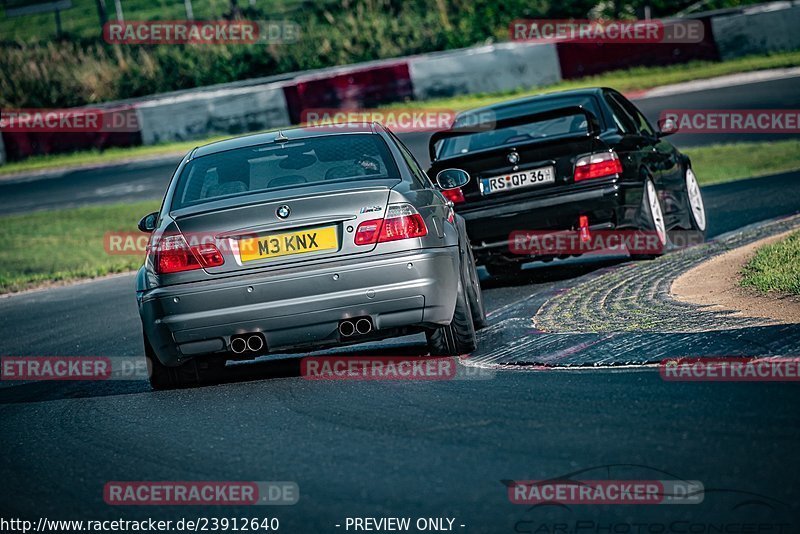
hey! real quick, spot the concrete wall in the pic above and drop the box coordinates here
[409,42,561,101]
[136,83,291,145]
[712,1,800,59]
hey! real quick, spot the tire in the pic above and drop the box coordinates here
[144,332,223,390]
[632,178,668,260]
[684,167,707,237]
[461,239,487,329]
[426,264,478,356]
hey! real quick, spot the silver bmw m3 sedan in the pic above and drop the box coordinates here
[136,123,485,389]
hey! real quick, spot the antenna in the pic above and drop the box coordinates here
[275,130,289,143]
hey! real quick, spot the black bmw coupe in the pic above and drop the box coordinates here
[427,88,707,276]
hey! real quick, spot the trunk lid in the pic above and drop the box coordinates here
[171,180,395,274]
[428,106,603,207]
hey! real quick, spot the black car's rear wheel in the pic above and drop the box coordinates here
[632,178,668,259]
[685,167,707,236]
[426,265,478,356]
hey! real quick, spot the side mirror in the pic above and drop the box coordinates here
[657,117,678,137]
[436,168,470,190]
[137,212,158,233]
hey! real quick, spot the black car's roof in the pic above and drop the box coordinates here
[190,123,380,159]
[456,87,608,120]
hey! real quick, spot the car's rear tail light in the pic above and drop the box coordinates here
[354,220,383,246]
[574,151,623,182]
[354,203,428,246]
[441,187,465,204]
[155,235,224,274]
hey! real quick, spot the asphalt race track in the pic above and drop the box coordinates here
[1,77,799,531]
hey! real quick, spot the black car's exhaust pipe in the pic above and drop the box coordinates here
[355,318,372,335]
[339,320,356,337]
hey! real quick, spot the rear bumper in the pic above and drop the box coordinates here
[458,182,622,262]
[138,247,460,366]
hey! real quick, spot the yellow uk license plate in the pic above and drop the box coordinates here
[239,226,338,262]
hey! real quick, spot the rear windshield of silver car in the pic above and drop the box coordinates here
[437,95,602,158]
[171,134,401,210]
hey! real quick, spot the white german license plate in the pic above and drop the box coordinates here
[480,166,555,195]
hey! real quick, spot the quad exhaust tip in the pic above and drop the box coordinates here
[230,337,247,354]
[339,317,373,338]
[230,333,265,354]
[339,320,356,337]
[247,335,264,352]
[355,318,372,335]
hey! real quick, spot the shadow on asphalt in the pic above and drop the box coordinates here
[0,342,433,404]
[479,257,630,289]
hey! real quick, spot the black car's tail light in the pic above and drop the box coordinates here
[574,151,623,182]
[154,235,224,274]
[354,203,428,245]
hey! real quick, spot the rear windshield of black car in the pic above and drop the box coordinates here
[171,134,401,210]
[437,95,602,158]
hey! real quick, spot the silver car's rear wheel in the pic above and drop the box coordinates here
[462,240,487,329]
[426,266,477,356]
[144,333,224,390]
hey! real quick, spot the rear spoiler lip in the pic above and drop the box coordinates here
[428,105,601,162]
[430,130,596,166]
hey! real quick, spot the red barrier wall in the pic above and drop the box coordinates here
[556,18,719,79]
[1,131,142,162]
[282,61,413,124]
